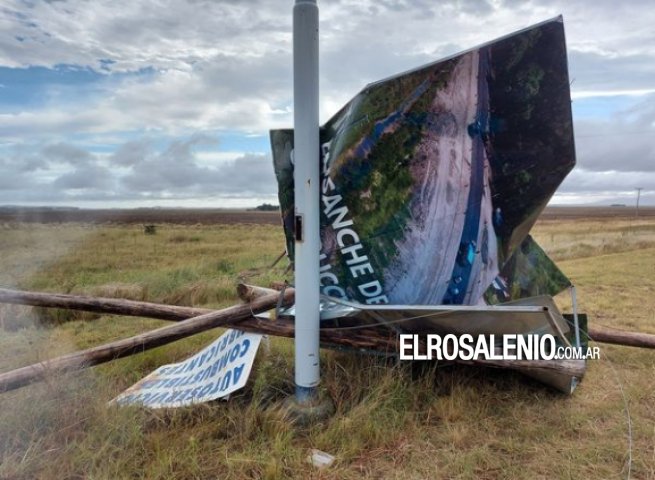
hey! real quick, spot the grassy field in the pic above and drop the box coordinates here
[0,213,654,479]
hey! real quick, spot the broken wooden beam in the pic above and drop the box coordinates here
[236,284,283,303]
[2,287,655,351]
[465,358,586,377]
[0,286,397,351]
[586,325,655,349]
[0,287,400,392]
[0,289,294,392]
[0,287,211,321]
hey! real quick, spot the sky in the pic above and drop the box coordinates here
[1,0,654,208]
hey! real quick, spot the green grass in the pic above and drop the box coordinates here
[1,219,654,478]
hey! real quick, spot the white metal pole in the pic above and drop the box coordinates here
[293,0,320,403]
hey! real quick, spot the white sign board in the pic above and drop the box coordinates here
[111,329,263,408]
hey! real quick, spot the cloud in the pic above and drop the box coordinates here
[0,135,277,205]
[109,138,153,166]
[574,94,655,173]
[41,142,94,165]
[209,153,277,195]
[120,136,275,197]
[0,0,291,72]
[0,166,35,191]
[558,169,655,194]
[569,51,655,95]
[53,163,114,190]
[4,0,655,134]
[2,0,655,205]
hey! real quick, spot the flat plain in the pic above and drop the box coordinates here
[0,206,654,479]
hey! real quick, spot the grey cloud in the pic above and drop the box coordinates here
[624,95,655,124]
[576,126,655,173]
[0,167,34,190]
[53,164,114,190]
[1,146,49,172]
[456,0,496,16]
[558,168,655,194]
[121,136,216,191]
[41,143,94,165]
[109,138,153,166]
[1,136,277,204]
[499,0,531,8]
[569,51,655,94]
[161,133,219,161]
[574,95,655,173]
[0,152,54,203]
[17,154,48,172]
[211,153,277,195]
[4,0,655,140]
[1,0,292,72]
[119,136,275,198]
[195,52,291,100]
[0,109,123,141]
[3,0,655,206]
[376,0,414,12]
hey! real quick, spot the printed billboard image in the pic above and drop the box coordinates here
[271,16,575,308]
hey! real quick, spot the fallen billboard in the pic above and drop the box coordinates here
[271,16,582,392]
[271,16,575,308]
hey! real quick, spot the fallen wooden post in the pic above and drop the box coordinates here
[0,284,642,395]
[2,286,655,356]
[236,284,281,303]
[0,287,401,392]
[0,289,294,393]
[0,286,398,351]
[0,287,212,321]
[4,287,655,350]
[586,326,655,349]
[464,358,586,377]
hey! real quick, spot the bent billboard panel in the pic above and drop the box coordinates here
[272,16,575,307]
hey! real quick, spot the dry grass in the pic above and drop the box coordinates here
[532,217,655,261]
[0,218,654,479]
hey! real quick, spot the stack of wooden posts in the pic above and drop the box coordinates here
[0,285,653,393]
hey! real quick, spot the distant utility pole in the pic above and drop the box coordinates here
[636,187,643,217]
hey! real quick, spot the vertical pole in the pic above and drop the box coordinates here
[636,187,642,217]
[293,0,320,403]
[571,285,581,349]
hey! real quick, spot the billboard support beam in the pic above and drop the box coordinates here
[292,0,321,404]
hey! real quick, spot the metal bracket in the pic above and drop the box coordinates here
[295,214,304,242]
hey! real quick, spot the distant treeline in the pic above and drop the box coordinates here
[250,203,280,212]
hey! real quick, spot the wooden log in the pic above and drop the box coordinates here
[587,326,655,349]
[236,284,284,303]
[239,316,397,352]
[0,287,399,392]
[3,287,655,351]
[0,284,294,322]
[0,287,212,321]
[232,286,655,353]
[0,290,294,392]
[0,286,396,350]
[0,285,599,394]
[465,359,586,377]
